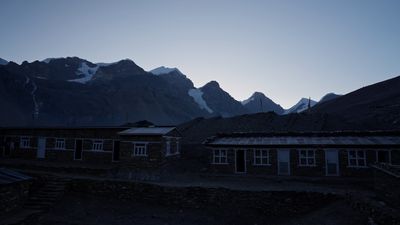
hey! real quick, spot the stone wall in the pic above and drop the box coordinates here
[0,181,31,215]
[68,178,337,217]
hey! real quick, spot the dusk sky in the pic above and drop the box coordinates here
[1,0,400,108]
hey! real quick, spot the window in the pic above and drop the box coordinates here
[20,137,30,148]
[133,143,147,156]
[298,150,316,166]
[166,140,171,155]
[92,140,103,151]
[348,150,366,167]
[55,138,65,150]
[376,150,391,164]
[213,149,227,164]
[254,149,270,165]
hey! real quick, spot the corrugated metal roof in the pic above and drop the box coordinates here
[206,136,400,147]
[118,127,176,136]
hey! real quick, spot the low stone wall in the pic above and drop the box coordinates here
[0,180,31,215]
[68,178,337,217]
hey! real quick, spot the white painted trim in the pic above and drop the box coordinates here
[325,149,339,176]
[54,138,66,150]
[347,149,367,168]
[253,149,271,166]
[298,149,316,167]
[277,149,290,176]
[91,139,104,151]
[19,136,31,149]
[132,142,148,157]
[212,149,228,164]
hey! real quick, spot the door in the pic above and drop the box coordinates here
[278,149,290,175]
[235,149,246,173]
[325,149,339,176]
[113,140,120,161]
[376,150,391,164]
[74,139,83,160]
[37,137,46,159]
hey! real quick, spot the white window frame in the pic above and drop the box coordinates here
[213,149,228,164]
[253,149,270,166]
[92,140,104,151]
[133,142,148,156]
[347,150,367,168]
[54,138,66,150]
[298,149,316,167]
[20,136,30,149]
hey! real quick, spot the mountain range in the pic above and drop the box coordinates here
[0,56,388,127]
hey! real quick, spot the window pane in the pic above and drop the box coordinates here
[308,158,314,165]
[262,158,268,165]
[358,159,365,166]
[308,151,314,157]
[300,151,306,157]
[349,151,356,158]
[349,159,357,166]
[357,151,364,158]
[300,158,307,165]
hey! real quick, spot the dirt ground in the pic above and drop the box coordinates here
[34,192,369,225]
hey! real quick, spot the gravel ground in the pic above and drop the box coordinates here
[35,192,368,225]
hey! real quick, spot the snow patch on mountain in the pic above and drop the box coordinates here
[284,98,317,114]
[150,66,181,75]
[42,58,62,63]
[188,88,213,113]
[68,62,99,83]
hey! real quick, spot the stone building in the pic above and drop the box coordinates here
[0,127,180,167]
[204,131,400,177]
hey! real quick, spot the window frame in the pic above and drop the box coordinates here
[132,142,148,157]
[253,149,270,166]
[298,149,316,167]
[54,138,66,150]
[92,139,104,151]
[20,136,30,149]
[347,150,367,168]
[212,149,228,164]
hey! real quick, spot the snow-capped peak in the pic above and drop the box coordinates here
[68,62,99,84]
[41,57,63,64]
[150,66,181,75]
[284,97,317,114]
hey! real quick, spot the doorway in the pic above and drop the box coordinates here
[235,149,246,173]
[278,149,290,175]
[325,149,339,176]
[37,137,46,159]
[113,140,120,161]
[74,139,83,160]
[376,150,391,164]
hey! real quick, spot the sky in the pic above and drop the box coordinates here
[1,0,400,108]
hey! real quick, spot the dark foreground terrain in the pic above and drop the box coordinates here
[34,192,367,225]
